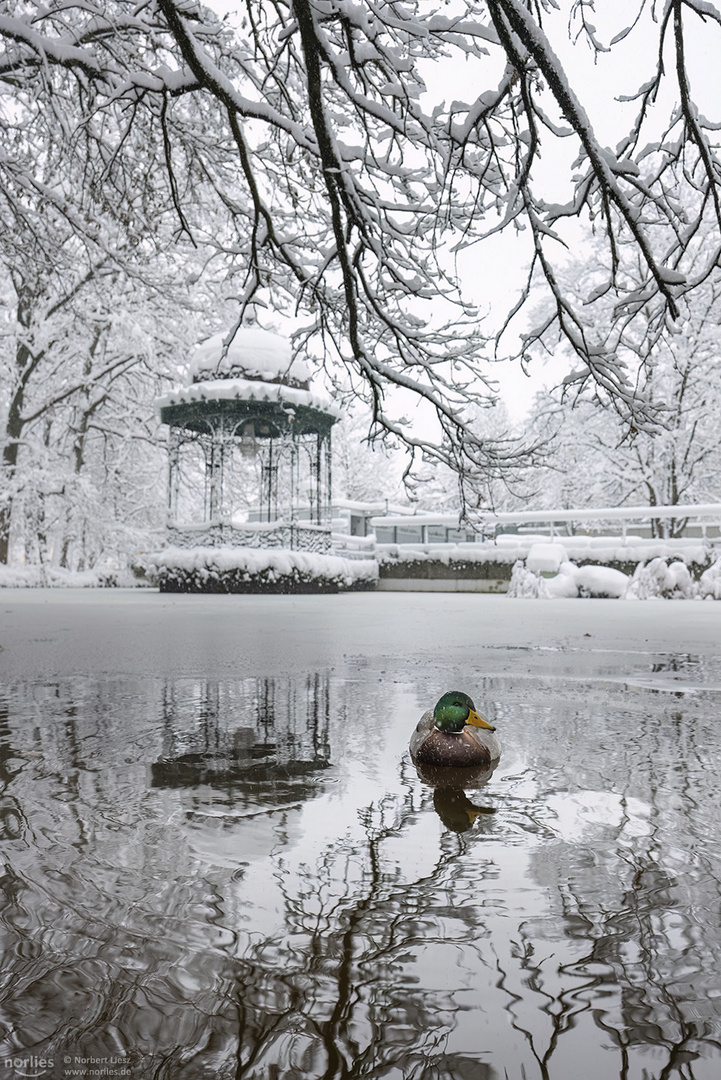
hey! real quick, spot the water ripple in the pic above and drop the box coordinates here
[0,667,720,1079]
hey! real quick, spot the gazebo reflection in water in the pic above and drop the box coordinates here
[151,674,333,809]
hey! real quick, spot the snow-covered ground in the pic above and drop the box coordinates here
[1,589,719,683]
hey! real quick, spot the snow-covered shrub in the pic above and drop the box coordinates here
[0,565,39,588]
[526,543,566,574]
[507,560,549,598]
[698,557,721,599]
[544,562,582,598]
[574,564,629,598]
[507,560,579,598]
[146,546,378,593]
[508,559,629,599]
[624,558,695,600]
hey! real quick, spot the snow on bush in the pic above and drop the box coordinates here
[146,545,378,593]
[625,557,696,600]
[508,560,628,599]
[377,543,521,566]
[377,537,712,576]
[507,560,578,598]
[510,554,721,600]
[574,564,630,599]
[544,562,583,598]
[508,560,548,598]
[697,557,721,599]
[526,543,566,574]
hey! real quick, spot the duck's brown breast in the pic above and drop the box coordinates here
[413,728,492,768]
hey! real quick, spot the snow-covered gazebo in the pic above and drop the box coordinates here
[151,327,377,592]
[158,327,338,554]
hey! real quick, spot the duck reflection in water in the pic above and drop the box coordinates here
[414,760,498,832]
[411,691,501,832]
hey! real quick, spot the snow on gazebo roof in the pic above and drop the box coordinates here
[157,326,340,419]
[189,327,312,389]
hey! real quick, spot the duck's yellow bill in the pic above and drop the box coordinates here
[467,709,495,731]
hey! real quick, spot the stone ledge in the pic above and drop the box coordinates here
[376,577,508,593]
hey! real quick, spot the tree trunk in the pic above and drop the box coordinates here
[0,292,34,564]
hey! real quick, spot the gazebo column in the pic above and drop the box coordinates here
[313,432,323,527]
[167,428,181,522]
[323,432,332,527]
[205,429,224,523]
[286,414,299,547]
[261,442,279,524]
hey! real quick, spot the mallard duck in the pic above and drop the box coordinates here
[410,691,501,768]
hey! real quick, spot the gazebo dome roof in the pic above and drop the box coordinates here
[189,327,312,389]
[157,325,340,427]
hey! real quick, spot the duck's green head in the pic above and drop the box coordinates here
[433,691,496,733]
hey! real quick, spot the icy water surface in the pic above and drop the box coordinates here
[1,594,721,1080]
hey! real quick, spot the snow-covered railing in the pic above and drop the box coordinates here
[479,505,721,540]
[371,514,478,545]
[167,520,332,553]
[331,533,377,560]
[371,504,721,544]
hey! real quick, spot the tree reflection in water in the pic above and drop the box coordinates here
[0,672,720,1078]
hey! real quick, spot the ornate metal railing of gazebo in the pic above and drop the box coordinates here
[166,520,333,554]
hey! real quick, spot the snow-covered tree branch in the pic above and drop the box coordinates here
[1,0,720,518]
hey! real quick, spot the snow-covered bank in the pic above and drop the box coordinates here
[509,555,721,600]
[145,545,378,593]
[1,543,719,599]
[0,565,143,589]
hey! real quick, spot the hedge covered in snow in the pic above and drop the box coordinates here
[377,536,711,567]
[146,545,379,593]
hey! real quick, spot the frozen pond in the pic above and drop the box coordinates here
[1,590,721,1080]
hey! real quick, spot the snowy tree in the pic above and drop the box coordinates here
[332,408,407,505]
[526,263,721,536]
[0,201,218,566]
[2,0,721,513]
[0,37,238,566]
[0,262,194,568]
[404,399,529,512]
[0,0,230,563]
